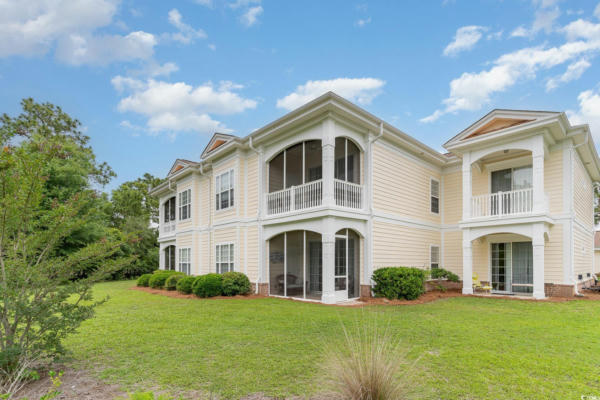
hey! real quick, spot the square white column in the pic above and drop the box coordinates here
[322,119,336,208]
[462,230,473,295]
[321,232,336,304]
[532,223,545,299]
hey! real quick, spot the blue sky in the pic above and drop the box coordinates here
[1,0,600,192]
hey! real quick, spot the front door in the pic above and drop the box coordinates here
[334,236,348,301]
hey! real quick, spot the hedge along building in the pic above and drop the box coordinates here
[149,92,600,303]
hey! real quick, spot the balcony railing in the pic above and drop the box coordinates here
[471,188,533,218]
[161,221,176,235]
[335,179,363,209]
[267,180,323,215]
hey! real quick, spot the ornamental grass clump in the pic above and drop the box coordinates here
[325,319,416,400]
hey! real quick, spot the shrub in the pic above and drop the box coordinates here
[192,273,223,298]
[430,268,459,282]
[221,272,251,296]
[326,320,412,400]
[176,276,196,294]
[372,267,427,300]
[165,274,183,291]
[149,271,183,289]
[137,274,152,287]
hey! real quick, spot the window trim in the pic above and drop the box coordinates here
[178,247,191,275]
[430,178,440,215]
[215,169,235,212]
[215,242,235,274]
[178,189,191,221]
[430,244,440,270]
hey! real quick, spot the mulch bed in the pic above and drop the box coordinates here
[131,285,267,300]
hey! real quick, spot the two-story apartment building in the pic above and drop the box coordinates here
[149,92,600,303]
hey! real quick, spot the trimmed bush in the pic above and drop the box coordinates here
[149,271,183,289]
[137,274,152,287]
[165,274,183,291]
[430,267,460,282]
[372,267,427,300]
[192,273,223,298]
[221,272,251,296]
[176,276,196,294]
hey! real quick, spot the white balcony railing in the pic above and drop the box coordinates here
[471,188,533,218]
[266,180,323,215]
[335,179,363,209]
[161,221,176,235]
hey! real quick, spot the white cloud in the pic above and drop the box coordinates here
[595,3,600,19]
[487,30,503,40]
[567,87,600,142]
[355,17,371,28]
[422,21,600,122]
[112,77,257,135]
[276,78,385,110]
[194,0,214,7]
[443,25,487,56]
[56,31,156,65]
[240,6,263,27]
[0,0,156,65]
[546,58,591,91]
[208,43,216,51]
[510,1,561,38]
[510,26,530,37]
[229,0,261,9]
[167,9,206,44]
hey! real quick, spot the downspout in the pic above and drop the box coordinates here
[365,122,384,291]
[249,136,263,294]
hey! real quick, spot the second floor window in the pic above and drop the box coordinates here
[430,245,440,269]
[216,243,234,273]
[216,170,234,210]
[430,179,440,214]
[178,248,191,275]
[179,189,191,220]
[164,197,176,222]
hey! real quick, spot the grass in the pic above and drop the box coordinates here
[65,280,600,399]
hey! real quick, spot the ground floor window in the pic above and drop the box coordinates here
[178,248,191,275]
[269,231,322,300]
[164,245,176,270]
[216,243,234,273]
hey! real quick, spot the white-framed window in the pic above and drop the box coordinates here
[164,197,176,222]
[215,243,234,273]
[216,170,234,211]
[178,189,191,220]
[430,245,440,269]
[178,248,191,275]
[430,178,440,214]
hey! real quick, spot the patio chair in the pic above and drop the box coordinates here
[472,273,492,294]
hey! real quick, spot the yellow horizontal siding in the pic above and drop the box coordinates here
[372,221,440,269]
[574,154,594,226]
[573,224,593,276]
[544,149,563,215]
[246,153,259,218]
[443,230,462,278]
[443,171,462,224]
[544,224,563,283]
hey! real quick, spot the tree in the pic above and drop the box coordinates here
[110,174,164,279]
[0,101,131,397]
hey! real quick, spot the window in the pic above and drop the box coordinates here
[216,243,234,273]
[163,197,176,222]
[430,245,440,269]
[216,170,234,210]
[178,248,191,275]
[178,189,191,220]
[334,137,360,184]
[430,179,440,214]
[164,245,176,270]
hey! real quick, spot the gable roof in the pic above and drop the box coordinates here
[445,109,560,147]
[200,132,237,159]
[167,158,199,176]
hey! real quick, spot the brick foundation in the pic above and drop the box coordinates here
[251,282,269,295]
[544,283,574,297]
[360,284,372,298]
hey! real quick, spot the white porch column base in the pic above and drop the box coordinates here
[321,233,336,304]
[462,230,473,295]
[533,223,545,299]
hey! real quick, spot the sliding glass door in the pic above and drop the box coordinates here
[491,241,533,294]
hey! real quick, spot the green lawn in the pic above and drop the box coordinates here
[65,280,600,399]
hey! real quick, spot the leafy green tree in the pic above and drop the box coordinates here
[0,101,131,396]
[111,173,163,226]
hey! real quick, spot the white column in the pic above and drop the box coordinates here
[321,232,336,304]
[533,223,545,299]
[322,118,336,208]
[462,230,473,294]
[532,136,545,214]
[462,152,472,221]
